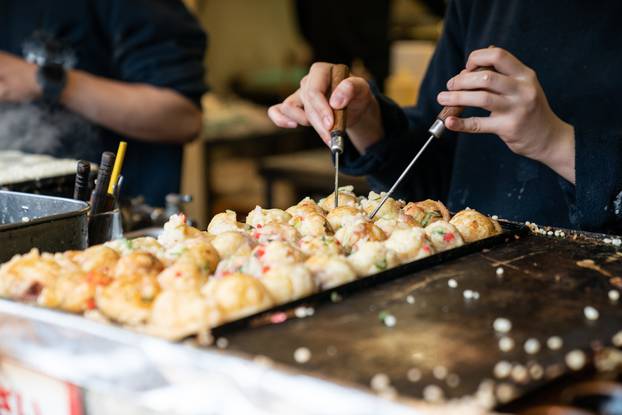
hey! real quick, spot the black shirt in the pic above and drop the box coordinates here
[342,0,622,234]
[0,0,207,206]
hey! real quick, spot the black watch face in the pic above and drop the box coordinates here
[41,64,65,83]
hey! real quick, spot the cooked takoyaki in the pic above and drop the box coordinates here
[0,249,61,301]
[334,218,386,252]
[404,199,450,226]
[259,263,317,303]
[424,221,464,252]
[449,208,502,243]
[68,245,119,278]
[157,260,209,292]
[246,206,291,228]
[170,238,220,275]
[297,235,343,257]
[211,231,256,259]
[286,197,325,217]
[326,206,365,231]
[249,222,300,245]
[159,214,212,249]
[289,213,331,237]
[251,241,306,265]
[318,185,359,212]
[207,210,247,235]
[347,241,399,277]
[374,211,420,237]
[305,254,357,289]
[147,290,222,339]
[214,255,262,279]
[360,191,404,221]
[202,273,274,321]
[385,227,435,263]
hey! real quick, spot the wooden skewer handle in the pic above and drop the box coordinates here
[330,64,350,134]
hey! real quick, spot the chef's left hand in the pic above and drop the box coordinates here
[437,47,575,183]
[0,52,41,103]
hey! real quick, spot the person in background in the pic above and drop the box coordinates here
[269,1,622,234]
[0,0,207,206]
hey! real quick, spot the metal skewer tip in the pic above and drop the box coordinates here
[367,134,435,220]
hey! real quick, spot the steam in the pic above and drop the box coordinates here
[0,102,100,160]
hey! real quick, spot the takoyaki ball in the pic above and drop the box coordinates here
[159,214,212,249]
[250,223,301,245]
[252,241,306,265]
[318,185,359,212]
[68,245,120,278]
[148,290,223,339]
[174,238,220,275]
[305,254,357,289]
[0,249,61,301]
[114,252,164,281]
[424,221,464,252]
[202,273,274,321]
[289,213,331,237]
[37,268,96,313]
[402,202,426,225]
[297,235,343,257]
[211,231,256,259]
[326,206,365,231]
[347,241,400,277]
[374,211,420,237]
[334,218,386,252]
[360,191,404,221]
[411,199,451,226]
[259,264,317,304]
[157,260,208,292]
[246,206,291,228]
[286,197,324,217]
[95,276,160,326]
[385,227,435,263]
[207,210,246,235]
[215,255,254,278]
[449,208,501,243]
[106,237,166,259]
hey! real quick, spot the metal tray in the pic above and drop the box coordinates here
[0,190,89,262]
[212,220,529,336]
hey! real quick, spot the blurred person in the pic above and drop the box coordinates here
[0,0,206,206]
[269,1,622,234]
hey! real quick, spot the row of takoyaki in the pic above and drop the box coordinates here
[0,187,501,339]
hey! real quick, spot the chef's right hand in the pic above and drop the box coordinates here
[268,62,384,154]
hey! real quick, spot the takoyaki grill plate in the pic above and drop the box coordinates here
[212,219,529,336]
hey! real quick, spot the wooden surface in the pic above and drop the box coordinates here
[221,232,622,408]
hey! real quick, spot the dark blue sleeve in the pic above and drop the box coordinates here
[559,127,622,233]
[340,0,469,201]
[104,0,207,108]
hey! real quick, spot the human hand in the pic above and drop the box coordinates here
[268,62,383,154]
[437,47,575,182]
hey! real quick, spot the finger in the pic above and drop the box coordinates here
[301,62,334,130]
[444,116,498,134]
[437,90,509,111]
[328,77,370,109]
[447,70,517,95]
[465,47,528,76]
[280,91,310,126]
[268,105,298,128]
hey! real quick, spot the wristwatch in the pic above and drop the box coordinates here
[36,63,67,104]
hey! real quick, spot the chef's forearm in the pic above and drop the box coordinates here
[60,69,202,143]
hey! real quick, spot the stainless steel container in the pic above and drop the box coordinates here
[0,190,89,262]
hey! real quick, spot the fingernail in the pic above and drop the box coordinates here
[287,121,297,128]
[438,92,448,103]
[446,78,454,89]
[331,93,345,107]
[323,116,332,129]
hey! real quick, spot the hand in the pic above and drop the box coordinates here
[437,47,575,183]
[268,62,383,154]
[0,51,41,103]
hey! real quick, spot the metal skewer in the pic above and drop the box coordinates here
[329,64,350,209]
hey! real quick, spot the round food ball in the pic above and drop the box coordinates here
[424,221,464,252]
[246,206,291,228]
[449,208,501,243]
[385,227,435,263]
[202,273,274,321]
[207,210,246,235]
[297,235,343,257]
[211,231,256,259]
[305,254,357,289]
[259,264,317,303]
[347,241,399,277]
[318,186,359,212]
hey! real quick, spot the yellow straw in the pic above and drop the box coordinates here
[108,141,127,194]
